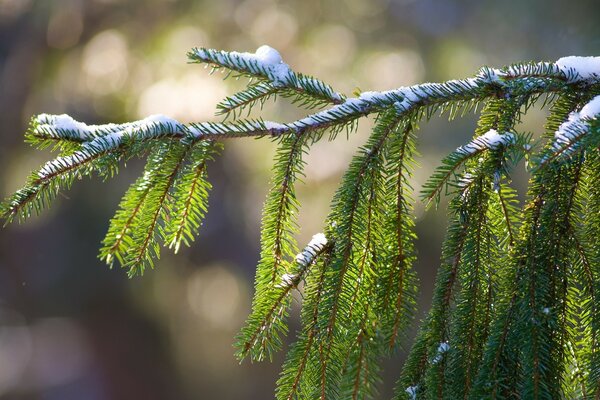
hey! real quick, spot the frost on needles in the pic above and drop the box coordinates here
[2,46,600,400]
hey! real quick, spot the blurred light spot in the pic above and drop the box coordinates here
[344,0,387,17]
[82,30,129,95]
[0,0,31,18]
[437,42,487,79]
[186,266,243,330]
[234,0,275,30]
[29,318,91,387]
[406,0,462,36]
[250,8,298,49]
[306,25,356,69]
[516,106,548,138]
[53,51,84,102]
[304,138,363,182]
[410,163,433,220]
[3,148,41,193]
[47,5,83,49]
[137,73,226,121]
[166,26,208,57]
[361,50,424,90]
[0,306,32,395]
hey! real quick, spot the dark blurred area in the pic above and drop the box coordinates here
[0,0,598,399]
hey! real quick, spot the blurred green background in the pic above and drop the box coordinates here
[0,0,598,399]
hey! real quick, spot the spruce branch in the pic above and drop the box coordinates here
[277,247,334,400]
[189,45,344,105]
[538,94,600,167]
[237,231,331,361]
[377,121,419,351]
[2,47,600,400]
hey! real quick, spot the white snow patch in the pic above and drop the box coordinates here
[275,273,298,289]
[37,114,94,138]
[406,385,418,400]
[195,45,292,85]
[37,114,185,179]
[579,95,600,119]
[432,342,450,364]
[492,170,501,192]
[141,114,183,128]
[187,125,203,138]
[36,113,184,141]
[457,129,515,155]
[552,95,600,152]
[35,114,127,140]
[262,120,287,130]
[255,45,282,65]
[38,132,125,178]
[230,45,292,86]
[556,56,600,82]
[458,172,475,190]
[402,87,426,102]
[478,67,505,83]
[357,91,379,102]
[480,129,508,148]
[39,153,83,178]
[330,91,343,102]
[342,97,366,109]
[437,342,450,353]
[542,307,550,315]
[295,233,328,266]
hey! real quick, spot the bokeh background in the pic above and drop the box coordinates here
[0,0,598,399]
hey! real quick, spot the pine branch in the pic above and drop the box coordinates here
[164,141,220,253]
[99,144,171,267]
[580,152,600,396]
[474,94,588,399]
[421,129,517,206]
[237,230,330,361]
[537,94,600,167]
[377,121,419,351]
[122,142,191,275]
[277,248,333,400]
[2,48,600,400]
[235,133,309,361]
[189,45,343,105]
[217,82,280,118]
[314,109,398,399]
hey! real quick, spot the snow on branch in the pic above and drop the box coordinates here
[456,129,516,155]
[555,56,600,82]
[192,45,293,86]
[421,129,518,205]
[276,233,329,289]
[36,114,186,180]
[283,57,595,133]
[405,385,418,400]
[432,341,450,364]
[28,54,600,183]
[481,56,600,83]
[32,55,600,152]
[187,119,289,139]
[295,232,328,267]
[189,45,343,104]
[544,94,600,164]
[33,113,186,143]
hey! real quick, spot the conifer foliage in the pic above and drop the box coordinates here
[2,46,600,399]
